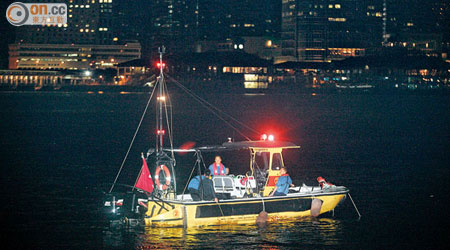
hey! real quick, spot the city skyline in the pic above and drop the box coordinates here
[1,0,449,69]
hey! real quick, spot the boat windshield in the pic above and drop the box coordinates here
[272,153,282,170]
[255,152,270,171]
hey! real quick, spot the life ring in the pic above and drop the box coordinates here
[154,165,171,190]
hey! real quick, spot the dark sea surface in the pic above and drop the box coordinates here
[0,90,449,249]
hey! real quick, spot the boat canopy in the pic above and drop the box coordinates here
[163,140,300,153]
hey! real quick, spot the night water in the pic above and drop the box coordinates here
[0,91,449,249]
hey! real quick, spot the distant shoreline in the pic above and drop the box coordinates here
[1,84,449,96]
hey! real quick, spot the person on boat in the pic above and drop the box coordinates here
[200,169,218,202]
[270,167,294,196]
[209,155,229,176]
[187,170,218,202]
[188,173,205,201]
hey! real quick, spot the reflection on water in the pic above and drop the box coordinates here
[103,218,342,249]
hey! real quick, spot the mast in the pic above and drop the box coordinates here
[156,46,165,153]
[154,46,177,199]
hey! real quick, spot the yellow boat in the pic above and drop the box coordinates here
[144,140,349,228]
[105,47,350,228]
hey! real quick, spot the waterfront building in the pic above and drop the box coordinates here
[9,42,141,70]
[115,59,154,86]
[11,0,141,70]
[166,51,273,89]
[0,69,93,88]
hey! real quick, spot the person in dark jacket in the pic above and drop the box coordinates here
[188,169,218,202]
[200,169,218,202]
[188,173,205,201]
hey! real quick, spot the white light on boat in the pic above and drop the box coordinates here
[268,134,275,141]
[157,96,166,101]
[84,70,92,76]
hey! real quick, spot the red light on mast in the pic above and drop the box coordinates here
[157,129,165,135]
[156,62,166,68]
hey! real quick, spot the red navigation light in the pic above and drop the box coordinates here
[268,134,275,141]
[156,62,166,68]
[261,134,268,141]
[157,129,165,135]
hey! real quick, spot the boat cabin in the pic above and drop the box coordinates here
[202,140,300,198]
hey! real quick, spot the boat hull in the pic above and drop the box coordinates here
[145,188,348,227]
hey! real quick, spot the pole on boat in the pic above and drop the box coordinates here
[156,46,165,153]
[348,193,362,219]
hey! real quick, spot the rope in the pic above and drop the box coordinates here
[217,200,224,217]
[348,193,362,219]
[166,74,255,141]
[109,84,157,193]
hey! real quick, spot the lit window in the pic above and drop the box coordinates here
[328,4,333,8]
[80,29,84,32]
[335,4,341,9]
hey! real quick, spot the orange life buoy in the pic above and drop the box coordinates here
[154,165,171,190]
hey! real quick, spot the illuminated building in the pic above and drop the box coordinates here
[280,0,371,62]
[9,42,141,70]
[15,0,114,45]
[166,51,272,89]
[383,0,448,57]
[10,0,143,70]
[150,0,280,53]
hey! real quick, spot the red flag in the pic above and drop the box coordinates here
[136,157,154,193]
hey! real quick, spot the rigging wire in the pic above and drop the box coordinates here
[181,151,201,199]
[167,74,259,136]
[163,79,175,161]
[162,77,177,193]
[109,83,158,193]
[166,74,255,141]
